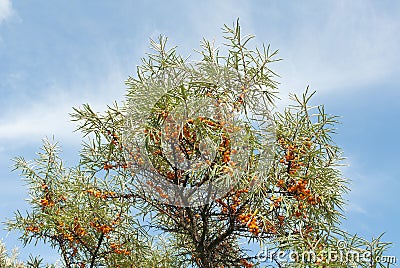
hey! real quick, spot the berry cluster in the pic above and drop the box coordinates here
[219,134,231,164]
[72,218,87,238]
[40,198,54,207]
[278,137,305,175]
[103,161,129,170]
[288,179,320,205]
[39,183,55,209]
[216,188,248,214]
[276,137,322,220]
[25,225,40,233]
[110,243,131,255]
[86,188,117,199]
[237,212,260,236]
[271,195,282,208]
[89,217,113,234]
[106,130,122,148]
[239,258,253,268]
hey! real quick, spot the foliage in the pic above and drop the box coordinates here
[0,239,25,268]
[5,20,392,267]
[7,140,182,267]
[0,239,58,268]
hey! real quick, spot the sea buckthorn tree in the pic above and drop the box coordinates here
[6,21,391,268]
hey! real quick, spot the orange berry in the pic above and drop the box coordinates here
[40,199,49,206]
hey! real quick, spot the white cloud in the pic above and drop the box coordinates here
[0,99,78,143]
[0,72,127,146]
[0,1,253,147]
[253,0,400,106]
[152,1,400,110]
[0,0,13,24]
[1,0,398,149]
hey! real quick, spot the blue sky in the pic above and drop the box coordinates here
[0,0,399,263]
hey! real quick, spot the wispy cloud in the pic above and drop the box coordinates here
[251,0,400,103]
[0,0,13,24]
[0,71,127,146]
[0,0,254,147]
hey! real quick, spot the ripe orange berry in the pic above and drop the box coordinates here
[40,199,49,206]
